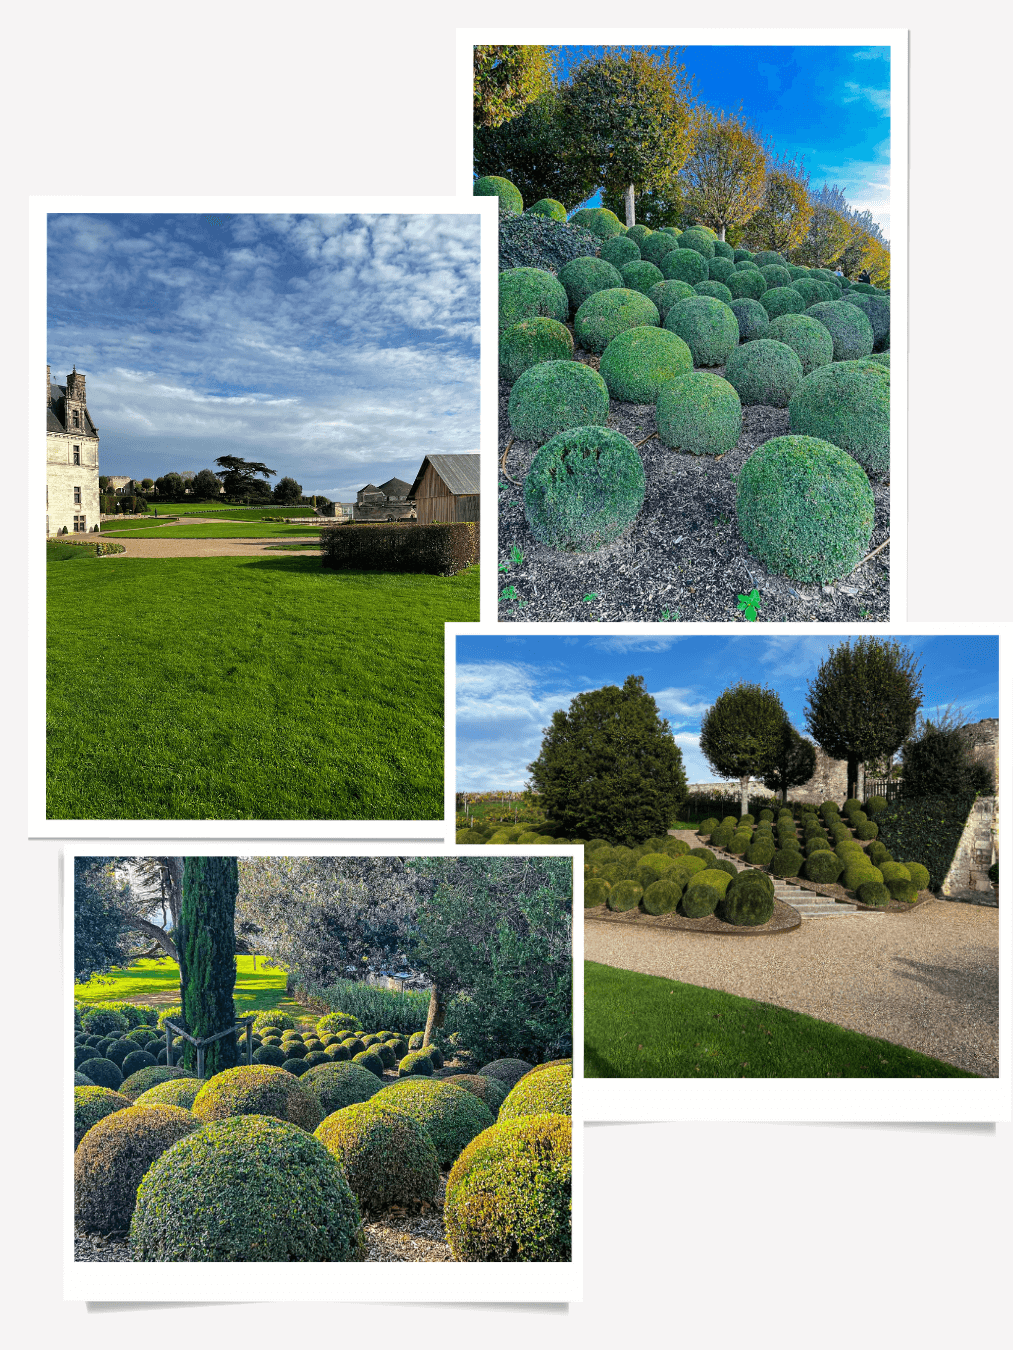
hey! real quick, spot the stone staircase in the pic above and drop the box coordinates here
[772,879,858,918]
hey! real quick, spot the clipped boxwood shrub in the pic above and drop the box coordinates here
[745,839,776,866]
[523,425,645,552]
[736,434,875,584]
[729,297,770,343]
[867,351,889,368]
[191,1064,322,1130]
[254,1043,288,1066]
[315,1096,441,1215]
[620,259,665,296]
[598,325,693,403]
[508,359,610,444]
[571,206,625,239]
[641,879,683,914]
[844,292,890,352]
[133,1078,203,1110]
[694,280,735,305]
[600,234,642,268]
[806,300,875,361]
[444,1114,571,1262]
[626,224,653,245]
[724,338,803,408]
[499,1064,570,1119]
[398,1049,435,1077]
[584,878,610,908]
[790,278,828,308]
[377,1077,495,1169]
[474,175,523,213]
[526,198,567,221]
[103,1038,137,1067]
[81,1009,129,1037]
[759,285,807,319]
[441,1074,510,1115]
[753,251,785,269]
[478,1059,535,1090]
[726,269,768,301]
[758,264,792,291]
[573,287,660,355]
[352,1049,385,1078]
[556,256,625,315]
[499,266,569,329]
[880,861,911,885]
[855,820,879,840]
[129,1115,362,1261]
[303,1060,384,1114]
[253,1009,295,1033]
[664,295,739,367]
[656,371,741,456]
[788,359,890,478]
[707,256,737,284]
[77,1057,123,1090]
[74,1086,132,1147]
[844,863,883,892]
[120,1048,158,1078]
[75,1104,198,1235]
[804,851,844,883]
[647,279,696,319]
[499,316,574,384]
[889,878,919,903]
[677,230,715,259]
[857,880,890,907]
[770,848,803,877]
[766,312,834,377]
[717,870,775,925]
[710,238,733,259]
[607,879,643,911]
[905,861,930,891]
[660,247,708,286]
[733,249,755,263]
[639,231,681,265]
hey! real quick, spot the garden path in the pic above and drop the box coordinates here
[100,537,313,558]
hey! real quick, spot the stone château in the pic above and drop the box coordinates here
[47,364,100,534]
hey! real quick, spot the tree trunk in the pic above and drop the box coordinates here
[180,857,239,1077]
[739,777,750,817]
[719,224,726,241]
[422,983,447,1048]
[624,184,635,228]
[846,754,861,803]
[127,916,179,963]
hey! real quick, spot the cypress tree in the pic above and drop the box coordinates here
[178,857,239,1077]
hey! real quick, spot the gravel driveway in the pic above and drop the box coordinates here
[585,900,998,1077]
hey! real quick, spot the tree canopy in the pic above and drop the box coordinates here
[214,455,276,502]
[745,162,813,255]
[761,723,817,806]
[902,722,994,799]
[273,476,303,504]
[677,106,768,241]
[474,87,598,211]
[74,858,133,984]
[527,674,687,845]
[805,638,923,801]
[473,45,555,129]
[699,682,788,815]
[190,468,223,500]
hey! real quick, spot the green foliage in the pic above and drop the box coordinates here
[508,359,610,443]
[753,251,786,269]
[679,878,722,917]
[729,297,770,343]
[639,232,680,265]
[315,1011,363,1038]
[660,247,708,285]
[523,425,646,552]
[252,1009,295,1032]
[788,359,890,478]
[570,207,626,239]
[873,796,974,890]
[806,300,875,361]
[736,434,875,584]
[745,838,776,866]
[120,1048,157,1078]
[759,286,807,319]
[608,880,643,911]
[132,1078,203,1110]
[678,230,715,259]
[663,295,739,367]
[526,198,568,221]
[120,1065,190,1097]
[598,325,693,403]
[444,1114,571,1262]
[902,723,991,798]
[803,850,844,883]
[498,212,602,273]
[314,1096,441,1215]
[499,266,570,328]
[573,287,660,354]
[478,1059,535,1090]
[302,1061,384,1114]
[499,317,574,384]
[474,174,524,213]
[376,1077,495,1169]
[707,256,737,284]
[77,1057,123,1090]
[399,1049,434,1077]
[599,235,641,268]
[641,879,683,914]
[75,1104,198,1235]
[498,1064,571,1119]
[716,871,775,926]
[81,1008,129,1037]
[254,1043,287,1066]
[724,338,803,408]
[656,371,742,456]
[74,1086,132,1147]
[129,1115,362,1261]
[619,260,665,296]
[443,1074,509,1114]
[179,857,239,1077]
[648,279,696,319]
[584,878,609,907]
[855,820,879,840]
[758,264,792,290]
[766,313,834,377]
[726,269,768,300]
[556,256,625,315]
[857,880,890,907]
[844,293,890,352]
[349,1049,384,1078]
[844,863,883,891]
[694,280,734,305]
[191,1064,322,1130]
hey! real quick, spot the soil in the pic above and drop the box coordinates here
[497,338,890,623]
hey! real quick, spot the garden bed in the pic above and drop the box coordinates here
[498,356,889,624]
[585,896,801,936]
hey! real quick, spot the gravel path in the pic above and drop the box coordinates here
[101,537,312,558]
[585,900,998,1077]
[498,350,890,623]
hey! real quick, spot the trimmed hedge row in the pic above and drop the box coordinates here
[320,522,478,576]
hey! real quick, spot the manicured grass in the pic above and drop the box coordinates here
[47,541,102,563]
[101,522,323,538]
[101,517,180,531]
[151,503,320,518]
[48,555,478,819]
[74,956,311,1020]
[584,961,975,1078]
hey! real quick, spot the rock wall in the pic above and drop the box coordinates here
[941,795,997,893]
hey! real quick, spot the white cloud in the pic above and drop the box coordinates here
[651,686,712,722]
[585,634,687,654]
[455,661,583,792]
[841,80,890,116]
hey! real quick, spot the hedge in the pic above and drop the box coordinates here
[573,287,660,355]
[320,521,477,576]
[873,796,975,891]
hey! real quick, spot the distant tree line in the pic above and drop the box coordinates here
[102,459,330,507]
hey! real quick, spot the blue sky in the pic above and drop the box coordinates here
[455,635,998,792]
[47,212,481,501]
[552,45,891,239]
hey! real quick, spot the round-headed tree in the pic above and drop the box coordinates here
[527,675,687,847]
[473,45,556,129]
[901,721,992,798]
[761,722,817,806]
[178,857,239,1078]
[699,683,789,816]
[677,106,768,241]
[805,638,924,803]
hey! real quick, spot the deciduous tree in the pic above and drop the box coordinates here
[745,159,813,255]
[191,468,223,500]
[761,722,817,806]
[699,682,788,815]
[677,107,768,241]
[473,45,555,129]
[273,475,303,504]
[474,88,597,211]
[794,202,853,269]
[74,858,133,983]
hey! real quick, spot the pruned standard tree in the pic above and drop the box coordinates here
[744,157,814,255]
[699,682,788,816]
[805,637,923,802]
[474,45,555,130]
[527,674,687,846]
[761,722,817,806]
[676,106,768,241]
[178,856,240,1076]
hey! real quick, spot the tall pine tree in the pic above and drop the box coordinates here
[179,857,239,1077]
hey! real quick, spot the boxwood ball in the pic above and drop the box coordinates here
[724,339,804,408]
[806,300,875,361]
[660,247,708,286]
[766,313,834,376]
[598,325,693,403]
[498,266,569,329]
[525,197,567,221]
[523,426,646,552]
[620,260,665,296]
[664,296,739,367]
[556,256,625,315]
[729,297,770,343]
[508,360,610,444]
[655,371,742,456]
[788,359,890,478]
[474,175,523,213]
[573,287,660,355]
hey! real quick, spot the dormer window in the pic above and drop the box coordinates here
[73,446,80,465]
[72,410,80,428]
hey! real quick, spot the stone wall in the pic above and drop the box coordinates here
[687,747,858,806]
[47,434,100,534]
[941,795,997,894]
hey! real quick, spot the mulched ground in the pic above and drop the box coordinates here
[585,896,801,936]
[497,342,890,623]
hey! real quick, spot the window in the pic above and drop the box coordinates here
[73,486,81,504]
[72,410,80,428]
[73,515,86,532]
[73,445,80,465]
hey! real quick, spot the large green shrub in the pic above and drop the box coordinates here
[508,360,610,444]
[729,298,770,343]
[766,313,834,377]
[129,1115,362,1261]
[843,293,890,352]
[77,1057,123,1090]
[694,280,735,305]
[736,434,875,584]
[474,175,523,213]
[724,339,804,408]
[499,1063,571,1119]
[726,269,768,300]
[788,359,890,478]
[647,279,696,319]
[641,879,683,914]
[526,198,567,221]
[573,287,660,354]
[680,875,725,917]
[770,848,803,877]
[191,1064,322,1130]
[753,251,785,269]
[444,1115,571,1262]
[717,875,776,926]
[707,256,737,284]
[600,235,642,268]
[791,278,828,308]
[302,1060,384,1114]
[660,247,708,286]
[664,296,739,367]
[571,206,625,239]
[759,286,807,319]
[103,1038,138,1067]
[74,1086,132,1147]
[75,1104,198,1235]
[314,1096,441,1215]
[443,1074,510,1114]
[81,1009,128,1037]
[640,231,681,265]
[398,1049,435,1077]
[804,851,844,883]
[252,1009,296,1033]
[523,426,645,552]
[607,880,643,911]
[557,256,625,314]
[677,230,715,259]
[375,1077,494,1169]
[499,267,569,329]
[905,861,930,891]
[352,1049,385,1078]
[253,1042,287,1066]
[806,300,875,361]
[478,1059,535,1091]
[120,1048,158,1078]
[745,838,776,866]
[620,260,665,296]
[872,796,974,891]
[584,878,609,907]
[598,325,693,403]
[758,265,792,291]
[857,880,890,907]
[133,1078,204,1110]
[626,224,653,245]
[119,1065,190,1098]
[656,372,743,456]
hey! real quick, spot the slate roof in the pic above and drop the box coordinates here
[48,382,98,437]
[376,476,412,498]
[407,454,480,499]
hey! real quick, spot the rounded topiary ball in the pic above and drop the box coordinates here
[844,293,890,351]
[729,297,770,343]
[74,1086,132,1148]
[129,1115,362,1261]
[132,1077,204,1110]
[314,1096,440,1215]
[804,851,844,883]
[498,1064,571,1119]
[315,1011,362,1038]
[352,1049,385,1079]
[607,879,643,911]
[806,300,875,361]
[75,1104,198,1235]
[905,862,930,891]
[707,256,737,284]
[573,287,660,355]
[474,175,523,213]
[556,256,625,315]
[584,878,610,907]
[523,426,645,552]
[626,224,653,245]
[571,206,625,239]
[639,231,681,265]
[598,325,693,403]
[81,1009,129,1037]
[648,279,696,319]
[664,296,739,367]
[724,338,804,408]
[444,1114,571,1262]
[398,1049,435,1077]
[758,264,793,291]
[788,359,890,478]
[677,230,715,259]
[660,247,708,286]
[77,1057,123,1091]
[641,879,683,914]
[766,312,834,377]
[498,266,569,329]
[694,280,734,305]
[252,1009,295,1033]
[717,877,776,926]
[679,878,723,918]
[119,1065,189,1098]
[376,1077,495,1169]
[508,360,609,444]
[478,1058,535,1090]
[726,269,768,301]
[191,1064,322,1131]
[656,371,742,456]
[857,880,890,907]
[282,1057,309,1075]
[769,848,803,877]
[103,1038,139,1067]
[760,286,807,319]
[620,260,665,296]
[253,1042,288,1066]
[525,197,567,221]
[753,251,786,270]
[600,234,642,268]
[443,1074,510,1114]
[745,839,776,866]
[736,434,875,584]
[302,1060,384,1114]
[790,278,828,308]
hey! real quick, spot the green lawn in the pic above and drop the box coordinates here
[101,522,323,538]
[75,956,313,1021]
[584,961,975,1078]
[48,554,478,819]
[148,503,320,518]
[101,518,180,532]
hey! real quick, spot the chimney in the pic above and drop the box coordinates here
[66,365,86,403]
[47,363,51,406]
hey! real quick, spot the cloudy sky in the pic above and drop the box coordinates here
[555,44,891,239]
[47,212,480,500]
[455,635,998,792]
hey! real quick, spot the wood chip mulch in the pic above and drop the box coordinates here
[585,897,801,936]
